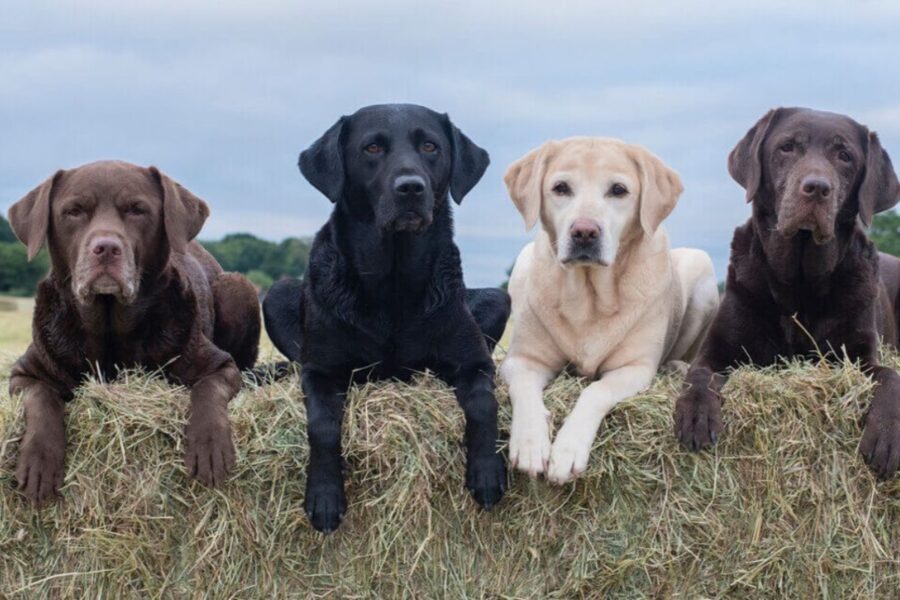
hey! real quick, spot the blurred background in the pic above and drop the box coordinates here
[2,0,900,295]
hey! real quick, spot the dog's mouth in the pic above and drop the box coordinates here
[776,200,837,246]
[74,267,139,305]
[385,210,432,233]
[561,250,609,267]
[776,219,835,245]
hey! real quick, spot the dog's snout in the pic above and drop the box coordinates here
[800,176,832,200]
[394,175,426,198]
[570,219,601,243]
[90,236,123,259]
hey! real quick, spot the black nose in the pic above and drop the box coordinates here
[394,175,426,198]
[800,176,832,200]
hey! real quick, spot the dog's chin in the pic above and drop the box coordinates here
[383,211,432,233]
[777,223,835,246]
[75,273,138,306]
[560,254,610,268]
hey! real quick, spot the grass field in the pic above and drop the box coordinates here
[0,296,32,360]
[2,298,900,597]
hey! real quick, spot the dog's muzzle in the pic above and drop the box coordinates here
[73,235,139,304]
[386,210,432,233]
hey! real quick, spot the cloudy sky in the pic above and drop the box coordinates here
[3,1,900,286]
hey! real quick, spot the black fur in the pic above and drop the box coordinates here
[264,104,510,533]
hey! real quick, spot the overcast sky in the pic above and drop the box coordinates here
[3,1,900,286]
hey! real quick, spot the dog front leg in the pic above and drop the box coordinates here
[10,370,67,504]
[301,369,347,533]
[453,363,506,510]
[547,363,655,484]
[183,358,242,487]
[860,365,900,480]
[500,356,555,477]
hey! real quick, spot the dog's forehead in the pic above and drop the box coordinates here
[775,110,865,145]
[550,139,637,179]
[56,161,158,199]
[347,104,445,137]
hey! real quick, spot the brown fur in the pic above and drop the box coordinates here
[7,160,261,503]
[674,108,900,480]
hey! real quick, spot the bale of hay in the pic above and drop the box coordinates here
[0,299,17,312]
[2,354,900,598]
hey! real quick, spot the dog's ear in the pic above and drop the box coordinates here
[299,117,346,203]
[444,114,490,204]
[728,108,783,203]
[858,131,900,226]
[8,170,63,261]
[633,147,684,235]
[150,167,210,254]
[504,142,555,231]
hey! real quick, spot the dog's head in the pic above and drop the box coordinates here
[505,137,682,267]
[729,107,900,244]
[299,103,489,233]
[7,160,208,305]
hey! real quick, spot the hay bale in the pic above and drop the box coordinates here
[0,299,17,312]
[2,354,900,597]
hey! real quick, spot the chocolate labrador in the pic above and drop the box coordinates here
[7,160,261,503]
[674,108,900,479]
[263,104,511,533]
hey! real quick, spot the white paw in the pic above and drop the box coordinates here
[509,412,551,478]
[546,419,596,485]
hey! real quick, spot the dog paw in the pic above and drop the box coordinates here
[16,436,65,505]
[184,414,236,487]
[466,453,507,510]
[509,413,551,478]
[546,421,594,485]
[305,478,346,534]
[860,399,900,480]
[674,387,723,451]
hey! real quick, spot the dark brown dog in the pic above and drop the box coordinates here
[7,160,261,503]
[674,108,900,479]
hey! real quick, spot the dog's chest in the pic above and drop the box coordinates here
[537,297,646,377]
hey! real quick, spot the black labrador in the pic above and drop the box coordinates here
[674,107,900,479]
[263,104,511,532]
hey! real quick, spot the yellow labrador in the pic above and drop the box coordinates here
[501,137,719,484]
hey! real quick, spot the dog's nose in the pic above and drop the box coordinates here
[570,219,601,242]
[394,175,426,198]
[800,176,832,200]
[90,236,123,258]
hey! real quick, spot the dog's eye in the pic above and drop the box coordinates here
[63,205,85,218]
[364,143,383,155]
[609,183,629,197]
[125,204,147,217]
[421,141,437,153]
[838,149,853,163]
[551,182,571,196]
[779,142,796,153]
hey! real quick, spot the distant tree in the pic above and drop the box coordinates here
[870,210,900,257]
[200,233,309,287]
[244,269,274,290]
[500,265,513,291]
[0,215,17,243]
[0,243,50,296]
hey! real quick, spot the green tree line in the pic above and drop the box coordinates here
[0,215,309,296]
